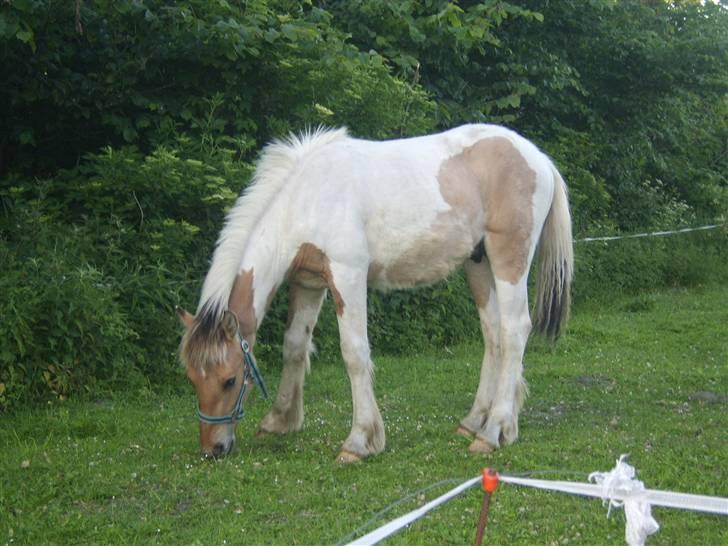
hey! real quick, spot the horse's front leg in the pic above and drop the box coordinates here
[330,264,385,463]
[257,284,325,435]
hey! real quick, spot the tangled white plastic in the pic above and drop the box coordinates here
[588,455,659,546]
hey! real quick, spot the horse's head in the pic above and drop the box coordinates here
[177,307,252,458]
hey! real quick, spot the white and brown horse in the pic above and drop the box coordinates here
[177,124,573,462]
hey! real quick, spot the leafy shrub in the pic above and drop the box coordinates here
[0,212,141,409]
[0,0,435,176]
[572,227,728,304]
[0,139,254,411]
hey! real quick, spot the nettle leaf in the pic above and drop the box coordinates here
[15,28,32,43]
[280,23,298,41]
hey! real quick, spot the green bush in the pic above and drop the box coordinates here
[0,139,255,411]
[0,213,141,409]
[0,0,435,176]
[572,227,728,304]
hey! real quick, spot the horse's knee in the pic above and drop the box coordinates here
[283,335,308,364]
[283,322,315,363]
[340,336,371,369]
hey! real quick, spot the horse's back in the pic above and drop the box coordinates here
[286,124,556,289]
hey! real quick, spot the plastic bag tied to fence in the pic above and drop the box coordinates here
[589,455,660,546]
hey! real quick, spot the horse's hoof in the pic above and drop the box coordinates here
[336,450,362,464]
[455,425,475,439]
[468,437,496,454]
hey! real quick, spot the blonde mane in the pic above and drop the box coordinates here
[196,127,349,319]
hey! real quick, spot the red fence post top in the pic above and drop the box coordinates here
[482,468,499,493]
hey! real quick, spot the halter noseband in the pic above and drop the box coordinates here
[197,335,269,425]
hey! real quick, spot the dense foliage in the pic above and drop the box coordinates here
[1,0,726,410]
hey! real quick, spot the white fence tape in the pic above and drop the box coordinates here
[575,223,724,243]
[344,458,728,546]
[499,475,728,515]
[346,476,481,546]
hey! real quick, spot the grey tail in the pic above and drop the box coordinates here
[534,167,574,340]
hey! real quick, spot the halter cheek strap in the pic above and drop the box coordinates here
[241,337,269,400]
[196,335,269,425]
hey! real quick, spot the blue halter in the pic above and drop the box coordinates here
[197,335,269,425]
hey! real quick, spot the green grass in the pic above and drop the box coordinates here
[2,286,726,545]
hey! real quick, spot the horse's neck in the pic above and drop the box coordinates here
[229,218,289,342]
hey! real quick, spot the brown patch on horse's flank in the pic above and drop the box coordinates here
[373,222,475,287]
[289,243,345,316]
[438,137,537,284]
[437,150,483,222]
[229,269,257,340]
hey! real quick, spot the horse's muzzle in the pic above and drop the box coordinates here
[204,436,235,458]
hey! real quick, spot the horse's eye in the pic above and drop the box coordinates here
[223,377,236,390]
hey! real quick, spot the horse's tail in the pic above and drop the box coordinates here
[533,166,573,340]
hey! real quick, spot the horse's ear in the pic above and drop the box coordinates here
[221,309,239,339]
[176,306,195,329]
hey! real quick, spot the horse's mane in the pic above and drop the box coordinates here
[195,126,349,331]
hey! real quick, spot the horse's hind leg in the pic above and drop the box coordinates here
[470,276,530,452]
[258,283,325,435]
[329,263,385,463]
[469,232,534,453]
[458,258,501,438]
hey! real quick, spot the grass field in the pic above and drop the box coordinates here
[1,286,726,545]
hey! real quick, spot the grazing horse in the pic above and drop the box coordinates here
[177,124,573,462]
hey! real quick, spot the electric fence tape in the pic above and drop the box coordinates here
[574,222,724,243]
[344,457,728,546]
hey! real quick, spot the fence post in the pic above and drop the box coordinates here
[474,468,499,546]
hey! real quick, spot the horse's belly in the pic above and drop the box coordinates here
[366,217,477,289]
